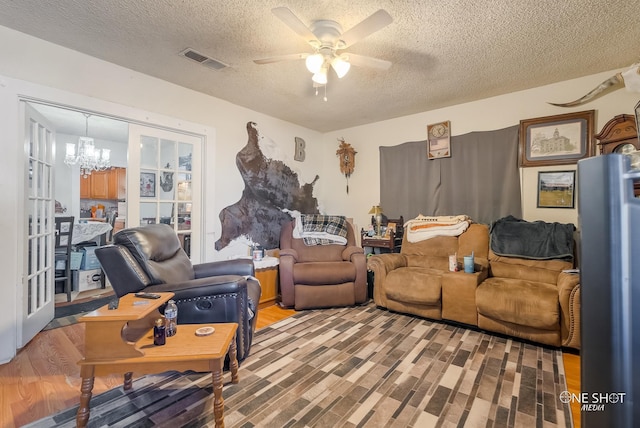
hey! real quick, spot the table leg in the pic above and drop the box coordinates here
[211,358,225,428]
[76,365,95,428]
[124,371,133,390]
[229,335,239,384]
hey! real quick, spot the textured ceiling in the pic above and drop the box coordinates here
[2,0,640,132]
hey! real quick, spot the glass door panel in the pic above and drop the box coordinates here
[21,103,55,347]
[128,124,202,262]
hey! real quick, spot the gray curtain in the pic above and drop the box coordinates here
[380,125,521,225]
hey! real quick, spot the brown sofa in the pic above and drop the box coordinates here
[368,223,581,349]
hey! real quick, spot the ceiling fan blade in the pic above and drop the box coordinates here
[339,9,392,48]
[271,7,319,46]
[253,53,309,65]
[345,53,392,70]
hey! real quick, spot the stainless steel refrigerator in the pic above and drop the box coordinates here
[578,154,639,427]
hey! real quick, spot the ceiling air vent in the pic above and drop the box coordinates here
[179,48,229,71]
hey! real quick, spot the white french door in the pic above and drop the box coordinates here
[20,103,56,346]
[127,124,203,262]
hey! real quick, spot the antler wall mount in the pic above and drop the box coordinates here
[549,62,640,107]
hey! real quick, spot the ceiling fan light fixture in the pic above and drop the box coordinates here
[312,66,328,85]
[331,56,351,78]
[305,53,324,73]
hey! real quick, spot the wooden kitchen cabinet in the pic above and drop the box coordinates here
[80,167,126,200]
[106,167,126,199]
[115,167,126,199]
[90,171,110,199]
[80,175,91,198]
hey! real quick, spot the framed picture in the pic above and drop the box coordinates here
[519,110,595,167]
[140,172,156,197]
[427,121,451,159]
[537,170,575,209]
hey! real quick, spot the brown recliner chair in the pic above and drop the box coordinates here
[278,219,368,310]
[96,224,261,362]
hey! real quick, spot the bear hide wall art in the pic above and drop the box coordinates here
[215,122,320,250]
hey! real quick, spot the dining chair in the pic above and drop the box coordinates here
[54,216,75,302]
[105,211,117,244]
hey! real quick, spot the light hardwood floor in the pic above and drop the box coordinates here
[0,305,579,427]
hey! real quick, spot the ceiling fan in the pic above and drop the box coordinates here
[254,7,393,89]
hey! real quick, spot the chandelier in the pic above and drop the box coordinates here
[64,114,110,178]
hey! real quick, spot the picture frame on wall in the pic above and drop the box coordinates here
[536,170,575,209]
[519,110,595,167]
[140,172,156,197]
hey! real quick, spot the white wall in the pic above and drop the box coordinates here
[320,70,640,230]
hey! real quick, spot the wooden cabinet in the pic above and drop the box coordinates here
[106,167,126,199]
[80,175,91,198]
[90,171,110,199]
[80,167,126,200]
[255,265,278,308]
[115,167,126,199]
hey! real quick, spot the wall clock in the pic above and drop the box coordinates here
[336,138,356,194]
[427,121,452,159]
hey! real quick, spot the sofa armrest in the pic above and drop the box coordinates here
[366,253,407,307]
[278,250,298,308]
[193,258,254,278]
[279,248,298,261]
[146,274,247,301]
[342,245,364,261]
[367,253,406,274]
[349,250,368,304]
[558,272,580,349]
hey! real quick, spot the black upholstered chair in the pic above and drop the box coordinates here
[95,224,261,362]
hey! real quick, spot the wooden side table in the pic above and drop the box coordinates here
[254,256,279,308]
[76,292,238,428]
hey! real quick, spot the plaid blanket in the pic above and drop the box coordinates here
[296,214,349,246]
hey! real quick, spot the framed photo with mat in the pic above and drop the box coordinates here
[536,170,575,209]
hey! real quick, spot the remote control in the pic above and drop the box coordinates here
[135,292,161,299]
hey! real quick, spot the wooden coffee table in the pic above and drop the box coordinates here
[76,292,238,428]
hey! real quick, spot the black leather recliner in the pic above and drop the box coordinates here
[95,224,261,362]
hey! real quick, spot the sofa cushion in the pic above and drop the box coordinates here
[476,277,559,330]
[293,261,355,285]
[385,267,443,305]
[489,250,572,283]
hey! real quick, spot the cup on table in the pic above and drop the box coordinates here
[463,255,474,273]
[448,254,457,272]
